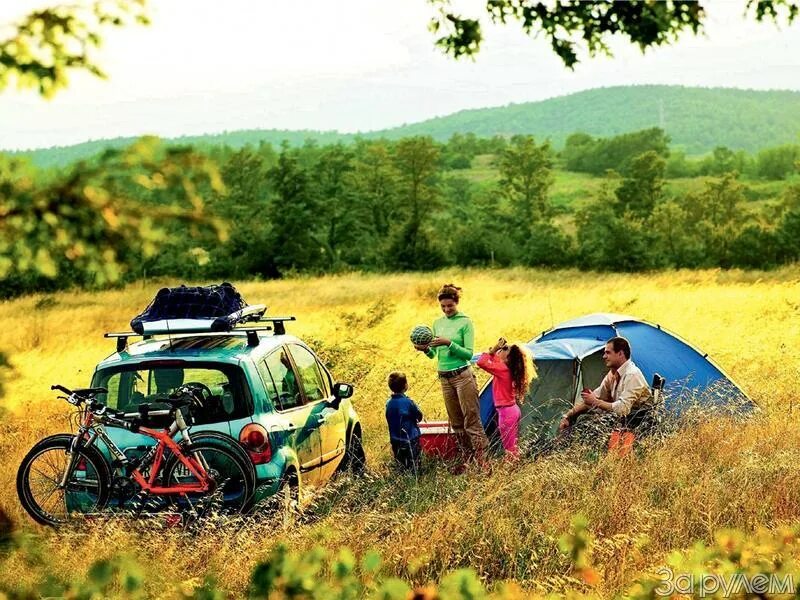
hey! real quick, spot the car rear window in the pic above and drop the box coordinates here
[91,362,252,425]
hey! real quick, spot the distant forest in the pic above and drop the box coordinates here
[10,86,800,169]
[2,122,800,297]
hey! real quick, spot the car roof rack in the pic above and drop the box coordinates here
[106,315,297,352]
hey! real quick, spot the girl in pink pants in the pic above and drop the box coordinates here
[476,338,530,459]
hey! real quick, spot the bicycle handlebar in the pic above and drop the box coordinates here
[52,382,190,433]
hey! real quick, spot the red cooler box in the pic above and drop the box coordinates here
[419,421,458,460]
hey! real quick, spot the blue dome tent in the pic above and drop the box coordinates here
[478,313,754,448]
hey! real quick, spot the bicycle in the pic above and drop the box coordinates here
[16,384,255,527]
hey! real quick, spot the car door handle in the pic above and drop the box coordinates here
[317,416,328,424]
[270,422,296,431]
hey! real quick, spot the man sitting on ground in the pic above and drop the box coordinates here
[558,337,651,444]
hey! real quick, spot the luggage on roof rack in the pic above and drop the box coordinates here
[130,282,265,335]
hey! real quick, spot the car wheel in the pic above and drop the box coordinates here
[339,430,366,476]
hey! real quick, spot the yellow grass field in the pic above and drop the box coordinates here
[1,268,800,597]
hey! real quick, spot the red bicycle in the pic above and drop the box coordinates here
[17,384,255,526]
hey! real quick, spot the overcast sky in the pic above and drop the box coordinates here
[2,0,799,150]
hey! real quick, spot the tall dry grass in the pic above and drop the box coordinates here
[1,268,799,596]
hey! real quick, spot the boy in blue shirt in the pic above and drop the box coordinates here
[385,372,423,471]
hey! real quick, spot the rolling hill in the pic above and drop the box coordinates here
[10,85,800,168]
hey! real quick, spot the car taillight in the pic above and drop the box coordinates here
[239,423,272,465]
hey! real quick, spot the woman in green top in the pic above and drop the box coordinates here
[413,283,489,466]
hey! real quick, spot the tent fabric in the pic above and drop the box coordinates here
[525,338,606,361]
[546,313,641,329]
[478,313,753,444]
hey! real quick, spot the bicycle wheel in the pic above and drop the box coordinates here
[17,434,111,527]
[162,442,254,516]
[187,432,256,497]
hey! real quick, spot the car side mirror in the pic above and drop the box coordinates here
[333,382,354,400]
[327,382,353,410]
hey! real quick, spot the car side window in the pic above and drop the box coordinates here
[256,357,281,409]
[264,349,303,411]
[288,345,326,403]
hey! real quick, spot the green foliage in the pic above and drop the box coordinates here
[202,146,274,279]
[4,131,800,296]
[429,1,704,67]
[563,128,669,176]
[522,222,574,268]
[776,209,800,263]
[575,196,661,272]
[247,543,411,600]
[0,513,147,599]
[665,149,697,178]
[387,137,446,270]
[312,144,366,270]
[626,526,800,599]
[498,135,555,226]
[347,140,402,266]
[696,146,753,177]
[615,151,667,217]
[756,144,800,180]
[577,170,763,270]
[0,0,149,98]
[0,136,226,287]
[447,182,515,267]
[263,144,322,275]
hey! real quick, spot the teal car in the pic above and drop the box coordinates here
[90,329,365,508]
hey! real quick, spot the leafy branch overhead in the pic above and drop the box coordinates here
[429,0,799,67]
[0,0,149,98]
[0,137,227,284]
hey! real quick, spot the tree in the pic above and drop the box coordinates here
[441,178,519,267]
[574,184,659,271]
[349,141,401,257]
[665,149,697,178]
[756,144,800,180]
[263,144,321,276]
[387,137,445,269]
[776,209,800,262]
[430,0,798,67]
[0,0,149,97]
[0,136,226,286]
[311,144,368,270]
[442,133,481,169]
[562,132,595,172]
[498,135,555,228]
[615,150,666,217]
[574,175,663,271]
[681,173,749,266]
[561,128,670,176]
[205,146,273,278]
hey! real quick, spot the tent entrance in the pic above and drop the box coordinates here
[518,349,606,450]
[519,358,576,448]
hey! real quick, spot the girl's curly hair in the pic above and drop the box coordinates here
[507,344,530,402]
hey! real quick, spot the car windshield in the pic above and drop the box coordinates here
[91,362,252,425]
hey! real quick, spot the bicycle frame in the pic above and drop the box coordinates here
[74,405,212,496]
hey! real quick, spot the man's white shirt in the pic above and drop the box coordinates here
[593,359,651,416]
